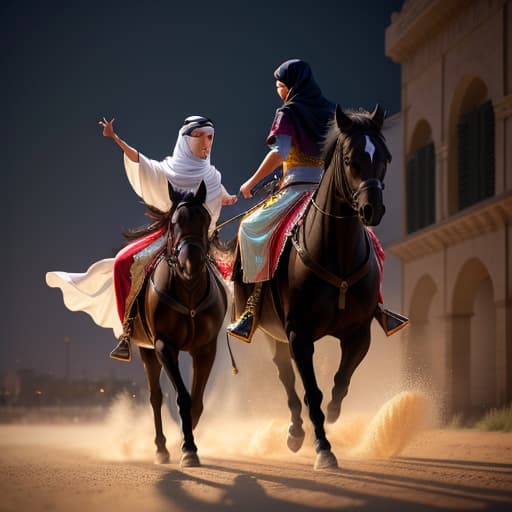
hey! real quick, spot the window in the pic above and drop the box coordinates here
[457,100,495,210]
[406,143,436,233]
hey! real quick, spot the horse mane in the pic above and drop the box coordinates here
[322,108,391,170]
[122,188,196,242]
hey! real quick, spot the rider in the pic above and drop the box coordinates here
[227,59,409,342]
[227,59,336,342]
[46,116,237,362]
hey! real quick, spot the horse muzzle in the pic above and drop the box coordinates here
[354,179,386,227]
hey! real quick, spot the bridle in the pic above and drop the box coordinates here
[164,201,210,272]
[323,133,385,220]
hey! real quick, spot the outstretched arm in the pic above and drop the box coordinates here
[98,117,139,163]
[239,148,283,199]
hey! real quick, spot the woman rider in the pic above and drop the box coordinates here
[227,59,408,342]
[227,59,335,342]
[46,116,237,361]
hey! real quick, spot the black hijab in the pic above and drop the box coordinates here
[273,59,335,155]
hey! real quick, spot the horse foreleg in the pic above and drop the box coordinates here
[139,347,170,464]
[154,339,199,467]
[190,341,217,430]
[268,336,305,452]
[327,326,371,424]
[288,330,337,470]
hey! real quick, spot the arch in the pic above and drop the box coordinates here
[447,76,494,214]
[452,257,492,315]
[449,257,497,416]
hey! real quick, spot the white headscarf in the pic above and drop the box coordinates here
[163,117,222,202]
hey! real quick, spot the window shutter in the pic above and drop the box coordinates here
[426,143,436,226]
[406,158,417,233]
[457,112,470,210]
[479,100,495,200]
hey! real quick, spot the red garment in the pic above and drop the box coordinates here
[366,228,385,304]
[113,228,166,322]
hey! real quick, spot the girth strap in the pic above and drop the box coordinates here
[150,262,222,318]
[291,225,373,309]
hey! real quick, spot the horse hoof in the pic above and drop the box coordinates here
[180,451,200,468]
[287,424,305,453]
[314,450,338,471]
[155,450,170,464]
[326,403,341,424]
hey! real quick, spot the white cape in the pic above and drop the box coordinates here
[46,258,122,337]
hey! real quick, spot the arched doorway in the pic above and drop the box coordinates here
[450,258,496,418]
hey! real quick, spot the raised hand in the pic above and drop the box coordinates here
[98,117,115,138]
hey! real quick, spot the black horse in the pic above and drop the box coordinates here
[232,105,391,470]
[130,181,227,467]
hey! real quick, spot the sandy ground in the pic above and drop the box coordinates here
[0,421,511,512]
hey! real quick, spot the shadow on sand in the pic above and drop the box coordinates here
[155,456,512,512]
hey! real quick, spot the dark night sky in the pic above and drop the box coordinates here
[2,0,403,383]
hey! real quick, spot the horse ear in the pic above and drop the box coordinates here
[335,104,352,132]
[371,103,385,129]
[168,180,178,204]
[195,180,207,204]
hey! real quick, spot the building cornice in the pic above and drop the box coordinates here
[385,0,474,63]
[387,191,512,262]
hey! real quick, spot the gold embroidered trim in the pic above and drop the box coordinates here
[283,145,324,174]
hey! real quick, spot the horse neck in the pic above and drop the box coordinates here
[303,163,367,273]
[168,262,209,307]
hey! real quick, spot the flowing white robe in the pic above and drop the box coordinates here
[46,151,227,337]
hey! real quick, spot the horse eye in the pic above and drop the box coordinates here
[343,157,351,166]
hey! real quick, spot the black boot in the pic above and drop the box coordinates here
[227,282,262,343]
[109,317,133,362]
[374,303,409,337]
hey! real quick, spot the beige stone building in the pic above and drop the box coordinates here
[385,0,512,419]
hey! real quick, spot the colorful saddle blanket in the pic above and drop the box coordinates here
[238,184,316,283]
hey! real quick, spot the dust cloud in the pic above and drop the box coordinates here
[92,321,438,463]
[3,322,437,463]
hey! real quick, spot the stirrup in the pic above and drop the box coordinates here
[109,336,132,362]
[374,304,409,337]
[227,310,257,343]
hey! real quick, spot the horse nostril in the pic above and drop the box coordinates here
[362,204,373,222]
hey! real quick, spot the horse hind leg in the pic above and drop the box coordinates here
[268,336,305,452]
[154,339,200,467]
[326,326,371,424]
[139,347,170,464]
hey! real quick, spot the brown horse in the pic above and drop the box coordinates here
[232,105,391,470]
[131,181,227,467]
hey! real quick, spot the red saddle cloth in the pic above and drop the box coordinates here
[113,228,166,322]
